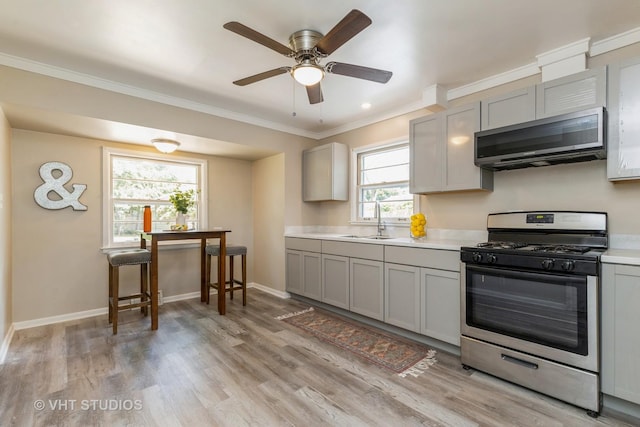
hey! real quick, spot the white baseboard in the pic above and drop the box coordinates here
[0,323,15,364]
[13,307,108,331]
[9,283,287,332]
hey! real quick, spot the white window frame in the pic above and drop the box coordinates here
[350,139,418,226]
[102,146,208,249]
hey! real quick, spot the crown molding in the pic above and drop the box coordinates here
[0,52,321,139]
[590,26,640,56]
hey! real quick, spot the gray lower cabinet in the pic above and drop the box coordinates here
[285,238,322,300]
[384,263,420,332]
[321,254,349,309]
[601,263,640,405]
[420,267,460,346]
[350,258,385,321]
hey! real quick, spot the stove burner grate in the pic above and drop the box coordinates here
[531,245,592,254]
[477,241,528,250]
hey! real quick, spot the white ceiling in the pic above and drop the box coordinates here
[2,0,640,155]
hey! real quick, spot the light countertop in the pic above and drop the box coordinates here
[602,249,640,266]
[284,232,480,251]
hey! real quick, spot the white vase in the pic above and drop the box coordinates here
[176,212,187,226]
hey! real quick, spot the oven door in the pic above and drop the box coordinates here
[460,263,598,372]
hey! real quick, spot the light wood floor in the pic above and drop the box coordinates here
[0,290,637,426]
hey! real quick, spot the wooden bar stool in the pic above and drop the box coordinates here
[107,249,152,334]
[205,245,247,306]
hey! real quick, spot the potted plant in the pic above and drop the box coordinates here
[169,188,195,229]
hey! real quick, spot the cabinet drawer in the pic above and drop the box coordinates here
[285,237,321,252]
[321,240,384,261]
[385,245,459,271]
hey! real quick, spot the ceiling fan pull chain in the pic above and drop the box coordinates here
[292,80,297,117]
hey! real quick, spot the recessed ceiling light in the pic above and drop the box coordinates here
[361,102,372,109]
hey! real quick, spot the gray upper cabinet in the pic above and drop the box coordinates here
[409,114,440,194]
[302,142,349,201]
[535,66,607,118]
[481,67,607,131]
[607,56,640,180]
[410,102,493,194]
[481,86,536,130]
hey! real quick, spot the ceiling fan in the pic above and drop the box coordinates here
[223,9,392,104]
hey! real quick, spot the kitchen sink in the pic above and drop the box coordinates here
[340,235,395,240]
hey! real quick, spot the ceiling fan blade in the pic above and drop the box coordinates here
[326,62,392,83]
[315,9,372,55]
[306,82,324,104]
[223,22,295,56]
[233,67,290,86]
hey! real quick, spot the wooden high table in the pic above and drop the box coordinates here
[141,229,231,329]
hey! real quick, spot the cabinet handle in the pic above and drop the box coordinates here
[501,353,538,370]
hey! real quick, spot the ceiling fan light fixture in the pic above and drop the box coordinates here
[151,138,180,153]
[292,62,324,86]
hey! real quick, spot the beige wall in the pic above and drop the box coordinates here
[0,108,11,341]
[252,153,286,290]
[314,45,640,236]
[1,66,323,323]
[11,130,255,322]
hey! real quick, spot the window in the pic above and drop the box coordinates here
[102,147,207,247]
[353,141,414,224]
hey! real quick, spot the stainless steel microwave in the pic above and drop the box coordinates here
[474,107,606,171]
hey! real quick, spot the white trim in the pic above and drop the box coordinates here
[350,139,416,224]
[13,307,107,330]
[102,146,208,248]
[10,284,285,331]
[447,62,541,100]
[536,38,590,67]
[250,282,291,299]
[0,52,320,140]
[590,26,640,57]
[0,324,15,364]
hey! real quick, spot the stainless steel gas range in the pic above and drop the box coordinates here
[460,211,607,417]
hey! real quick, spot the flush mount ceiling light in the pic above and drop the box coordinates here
[151,138,180,153]
[291,61,325,86]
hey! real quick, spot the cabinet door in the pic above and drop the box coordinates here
[302,251,322,300]
[443,102,491,192]
[420,267,460,346]
[384,263,420,332]
[536,67,606,118]
[302,142,349,201]
[409,114,442,193]
[321,254,349,309]
[601,264,640,405]
[285,250,303,295]
[607,57,640,180]
[350,258,384,321]
[481,86,536,130]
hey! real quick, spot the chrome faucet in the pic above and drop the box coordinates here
[376,201,386,236]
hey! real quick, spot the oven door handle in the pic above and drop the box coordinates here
[501,353,539,370]
[466,264,585,284]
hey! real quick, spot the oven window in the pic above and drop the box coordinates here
[465,266,588,355]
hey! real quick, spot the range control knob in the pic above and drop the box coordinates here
[472,252,483,263]
[487,254,497,264]
[542,259,555,270]
[561,260,575,272]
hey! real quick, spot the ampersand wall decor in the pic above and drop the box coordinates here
[34,161,88,211]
